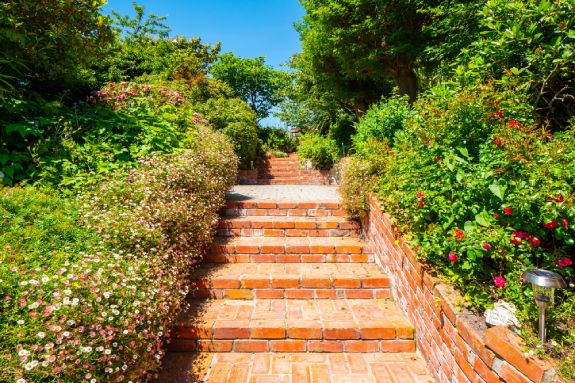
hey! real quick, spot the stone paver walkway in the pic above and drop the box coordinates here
[157,156,433,382]
[228,185,340,201]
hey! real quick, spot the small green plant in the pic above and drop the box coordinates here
[297,133,340,169]
[258,126,296,154]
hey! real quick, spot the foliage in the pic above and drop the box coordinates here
[297,133,340,169]
[98,4,220,85]
[0,0,113,98]
[194,97,259,168]
[352,94,413,150]
[211,53,289,122]
[222,122,259,169]
[455,0,575,128]
[0,82,200,188]
[258,126,296,154]
[339,139,391,217]
[0,127,237,382]
[342,86,575,372]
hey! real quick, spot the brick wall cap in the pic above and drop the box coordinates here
[485,326,557,382]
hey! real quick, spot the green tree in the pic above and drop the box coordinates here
[98,4,220,84]
[211,53,289,123]
[0,0,114,98]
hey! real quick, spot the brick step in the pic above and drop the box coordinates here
[217,216,359,237]
[157,352,433,382]
[223,200,345,217]
[205,237,372,263]
[170,299,415,353]
[189,263,390,299]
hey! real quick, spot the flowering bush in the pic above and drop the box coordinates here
[0,127,237,382]
[341,86,575,372]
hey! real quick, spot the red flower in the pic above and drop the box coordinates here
[556,257,573,268]
[497,110,505,119]
[529,237,541,247]
[561,218,569,228]
[492,137,504,148]
[548,194,565,203]
[434,156,441,163]
[416,191,424,198]
[493,212,500,219]
[419,199,425,208]
[543,220,558,230]
[483,243,492,251]
[508,120,522,128]
[503,207,512,216]
[424,139,430,146]
[448,253,458,262]
[454,228,465,240]
[494,276,507,288]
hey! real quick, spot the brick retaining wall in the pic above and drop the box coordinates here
[361,195,563,383]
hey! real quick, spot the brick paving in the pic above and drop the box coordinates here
[157,156,433,382]
[158,353,433,383]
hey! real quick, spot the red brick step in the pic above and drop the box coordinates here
[216,216,360,238]
[204,237,373,263]
[223,200,345,217]
[170,299,415,353]
[189,263,390,300]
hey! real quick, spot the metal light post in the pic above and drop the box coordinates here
[522,269,567,344]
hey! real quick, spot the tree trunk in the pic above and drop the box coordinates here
[387,58,418,103]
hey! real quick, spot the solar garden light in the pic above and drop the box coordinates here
[522,269,567,344]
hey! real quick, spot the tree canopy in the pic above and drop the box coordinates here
[211,53,289,123]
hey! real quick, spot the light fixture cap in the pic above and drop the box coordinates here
[523,269,567,289]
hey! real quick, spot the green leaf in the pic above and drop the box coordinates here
[464,220,476,233]
[475,210,491,227]
[488,183,506,200]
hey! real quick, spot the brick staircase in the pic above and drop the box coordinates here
[157,165,433,381]
[238,153,335,185]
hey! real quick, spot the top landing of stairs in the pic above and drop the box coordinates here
[227,185,340,202]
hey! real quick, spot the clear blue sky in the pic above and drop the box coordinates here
[103,0,305,70]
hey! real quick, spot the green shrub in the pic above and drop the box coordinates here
[0,127,237,382]
[223,122,259,169]
[297,133,340,169]
[339,139,391,217]
[258,126,296,154]
[343,86,575,371]
[194,97,259,168]
[352,94,413,151]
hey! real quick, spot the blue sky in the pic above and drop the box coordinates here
[103,0,305,70]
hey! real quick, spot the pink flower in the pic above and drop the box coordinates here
[448,253,458,262]
[493,212,500,219]
[482,243,492,251]
[503,207,512,216]
[494,276,507,288]
[556,257,573,268]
